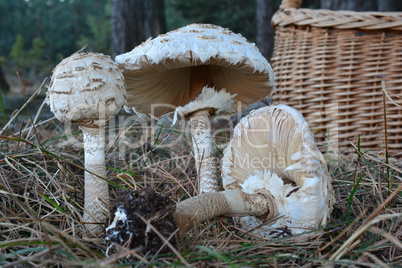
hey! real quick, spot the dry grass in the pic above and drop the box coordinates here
[0,87,401,267]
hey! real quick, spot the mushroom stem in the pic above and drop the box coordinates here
[81,126,109,232]
[173,190,275,233]
[189,65,210,101]
[189,110,219,193]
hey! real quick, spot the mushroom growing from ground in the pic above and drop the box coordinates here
[106,105,334,248]
[47,52,126,233]
[115,23,275,194]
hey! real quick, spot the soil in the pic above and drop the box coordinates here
[106,188,177,254]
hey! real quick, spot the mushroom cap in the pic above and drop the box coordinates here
[116,23,275,117]
[47,52,126,128]
[222,104,334,236]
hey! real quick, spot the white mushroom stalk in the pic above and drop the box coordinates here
[115,23,275,194]
[175,105,334,235]
[47,52,127,233]
[181,87,237,193]
[189,109,218,193]
[107,105,333,240]
[81,126,108,228]
[173,189,275,233]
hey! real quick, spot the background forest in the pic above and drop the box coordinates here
[1,0,402,96]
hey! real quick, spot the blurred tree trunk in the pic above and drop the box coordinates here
[301,0,321,8]
[377,0,402,11]
[256,0,275,61]
[143,0,166,38]
[111,0,139,57]
[320,0,377,11]
[0,64,9,93]
[111,0,166,58]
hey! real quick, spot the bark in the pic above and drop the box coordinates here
[143,0,166,39]
[301,0,321,9]
[256,0,275,61]
[111,0,166,58]
[111,0,141,57]
[0,64,9,93]
[377,0,402,11]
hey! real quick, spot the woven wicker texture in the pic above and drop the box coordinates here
[271,7,402,157]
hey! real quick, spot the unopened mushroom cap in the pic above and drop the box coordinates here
[222,104,334,236]
[47,52,127,128]
[116,23,275,117]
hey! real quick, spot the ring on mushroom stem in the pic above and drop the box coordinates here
[47,52,127,234]
[222,104,334,237]
[115,23,275,194]
[106,105,334,247]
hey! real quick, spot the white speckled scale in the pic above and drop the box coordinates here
[115,24,275,117]
[116,24,272,74]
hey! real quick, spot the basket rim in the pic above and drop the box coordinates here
[272,8,402,31]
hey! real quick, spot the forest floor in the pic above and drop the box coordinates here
[0,83,401,267]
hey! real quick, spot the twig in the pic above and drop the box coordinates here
[2,245,62,268]
[360,184,402,227]
[349,143,402,175]
[135,213,190,267]
[369,226,402,249]
[150,229,180,263]
[329,212,402,261]
[382,81,391,194]
[102,244,149,265]
[0,78,46,135]
[25,97,48,139]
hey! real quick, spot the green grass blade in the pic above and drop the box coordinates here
[196,246,238,267]
[55,249,79,261]
[347,174,364,216]
[40,193,65,213]
[0,240,53,248]
[0,247,49,262]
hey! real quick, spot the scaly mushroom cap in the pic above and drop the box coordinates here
[47,52,127,128]
[222,104,334,236]
[116,23,275,117]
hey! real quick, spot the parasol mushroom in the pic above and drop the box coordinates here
[106,105,334,246]
[221,104,334,236]
[47,52,126,233]
[115,23,275,194]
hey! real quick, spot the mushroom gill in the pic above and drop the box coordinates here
[222,104,334,236]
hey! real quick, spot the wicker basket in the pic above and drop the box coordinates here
[271,0,402,157]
